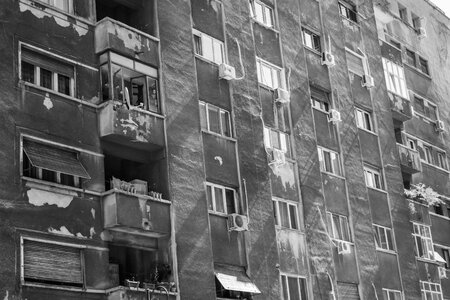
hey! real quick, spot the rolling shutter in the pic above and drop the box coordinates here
[337,282,360,300]
[21,47,73,77]
[23,240,83,286]
[346,50,364,77]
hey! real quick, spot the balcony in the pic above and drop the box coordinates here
[102,189,170,240]
[398,143,422,174]
[95,17,159,67]
[98,100,164,151]
[389,92,412,122]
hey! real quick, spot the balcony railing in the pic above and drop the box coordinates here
[398,143,422,174]
[389,92,412,122]
[95,17,159,67]
[98,100,164,150]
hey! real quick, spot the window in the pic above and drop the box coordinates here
[199,101,232,138]
[272,199,299,230]
[405,49,416,66]
[20,46,74,97]
[418,57,429,75]
[412,14,421,30]
[436,152,447,169]
[206,182,238,215]
[413,223,434,260]
[193,30,224,65]
[38,0,73,13]
[310,87,330,112]
[249,0,274,28]
[383,289,402,300]
[373,224,395,251]
[433,204,444,216]
[420,281,443,300]
[311,98,329,112]
[317,147,341,176]
[413,95,437,121]
[256,58,282,89]
[382,58,408,99]
[22,238,84,287]
[22,139,90,188]
[339,1,357,23]
[398,4,408,23]
[407,137,417,150]
[100,52,160,113]
[326,212,351,242]
[346,50,365,77]
[438,247,450,269]
[355,108,374,132]
[280,274,308,300]
[302,28,321,52]
[264,127,291,157]
[364,166,383,190]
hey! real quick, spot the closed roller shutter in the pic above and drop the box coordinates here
[346,50,364,77]
[23,240,83,286]
[21,47,73,77]
[337,282,360,300]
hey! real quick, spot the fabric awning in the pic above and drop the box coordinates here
[23,140,90,179]
[215,265,261,294]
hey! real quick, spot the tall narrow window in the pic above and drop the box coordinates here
[206,182,238,215]
[338,1,358,22]
[193,30,224,65]
[398,4,408,23]
[418,57,429,75]
[405,49,416,66]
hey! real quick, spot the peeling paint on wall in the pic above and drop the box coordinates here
[3,291,8,300]
[91,208,96,219]
[19,2,46,19]
[27,188,74,208]
[277,230,304,259]
[48,226,74,236]
[43,93,53,110]
[89,227,96,238]
[271,163,296,190]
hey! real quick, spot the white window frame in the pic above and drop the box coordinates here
[412,93,438,123]
[355,108,374,132]
[206,182,238,215]
[20,45,75,97]
[364,165,383,190]
[311,97,329,113]
[37,0,74,14]
[272,198,300,230]
[317,147,342,176]
[373,224,395,252]
[301,27,321,53]
[280,274,308,300]
[382,288,403,300]
[193,29,225,65]
[413,223,434,261]
[249,0,274,28]
[420,281,443,300]
[338,1,358,23]
[256,57,282,89]
[264,127,290,156]
[199,101,232,138]
[382,58,408,99]
[326,212,351,242]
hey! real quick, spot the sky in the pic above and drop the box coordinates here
[429,0,450,17]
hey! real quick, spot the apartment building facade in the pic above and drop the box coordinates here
[0,0,449,299]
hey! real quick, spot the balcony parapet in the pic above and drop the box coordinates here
[398,143,422,174]
[389,92,412,122]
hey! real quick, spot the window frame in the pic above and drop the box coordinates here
[413,94,438,122]
[249,0,275,28]
[420,281,443,300]
[272,198,300,230]
[355,108,374,133]
[256,57,282,90]
[301,27,321,53]
[364,165,383,190]
[193,29,225,65]
[199,101,233,138]
[413,223,434,261]
[20,45,75,98]
[317,146,342,176]
[206,182,239,215]
[418,56,429,75]
[382,58,408,99]
[398,4,408,24]
[311,97,329,113]
[263,127,291,158]
[373,224,395,252]
[405,48,416,67]
[382,288,403,300]
[345,48,366,77]
[326,212,351,242]
[36,0,74,14]
[338,1,358,23]
[280,274,308,300]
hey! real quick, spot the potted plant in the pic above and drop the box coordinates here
[125,276,140,288]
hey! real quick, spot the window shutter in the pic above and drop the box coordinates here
[346,51,364,76]
[23,240,83,286]
[337,283,360,300]
[21,47,73,77]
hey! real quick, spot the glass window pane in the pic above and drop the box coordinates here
[22,61,35,83]
[40,68,53,89]
[326,213,334,237]
[213,40,223,64]
[208,106,221,133]
[207,185,213,211]
[53,0,70,12]
[58,74,70,95]
[255,2,264,22]
[273,201,279,226]
[341,217,350,241]
[221,110,231,137]
[281,275,289,300]
[112,64,123,101]
[279,202,290,228]
[380,228,387,249]
[225,189,236,214]
[147,77,159,112]
[289,205,298,229]
[324,151,332,173]
[199,102,207,131]
[264,127,271,148]
[304,31,313,48]
[272,68,279,89]
[299,278,308,300]
[264,6,273,27]
[333,215,342,239]
[288,277,300,300]
[386,229,394,250]
[331,153,340,175]
[194,35,202,55]
[280,134,288,153]
[261,64,272,87]
[100,64,110,101]
[374,227,381,248]
[364,113,372,131]
[215,187,225,213]
[202,36,214,62]
[271,130,280,149]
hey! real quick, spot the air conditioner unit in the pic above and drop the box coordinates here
[362,74,375,88]
[417,27,427,39]
[321,51,336,67]
[142,218,152,230]
[328,109,341,123]
[219,63,236,80]
[269,148,286,166]
[337,241,351,255]
[439,267,447,279]
[274,88,290,103]
[435,120,445,132]
[227,213,249,231]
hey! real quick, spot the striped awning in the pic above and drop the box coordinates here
[215,265,261,294]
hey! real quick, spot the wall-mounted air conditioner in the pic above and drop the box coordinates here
[439,267,447,279]
[337,240,351,255]
[362,74,375,88]
[268,148,286,166]
[328,109,341,123]
[322,51,336,67]
[435,120,445,132]
[227,213,249,231]
[274,88,290,104]
[219,63,236,80]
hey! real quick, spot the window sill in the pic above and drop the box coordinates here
[22,81,98,109]
[320,171,345,180]
[331,238,353,246]
[357,127,378,136]
[429,212,450,221]
[312,107,330,114]
[208,211,230,218]
[275,225,302,233]
[194,54,222,67]
[258,83,278,92]
[420,161,450,174]
[201,129,236,142]
[23,176,101,196]
[340,16,360,27]
[251,19,279,34]
[304,46,322,57]
[367,186,387,194]
[416,257,442,265]
[404,63,432,80]
[376,247,397,255]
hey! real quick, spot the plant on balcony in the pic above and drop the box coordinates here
[405,183,443,213]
